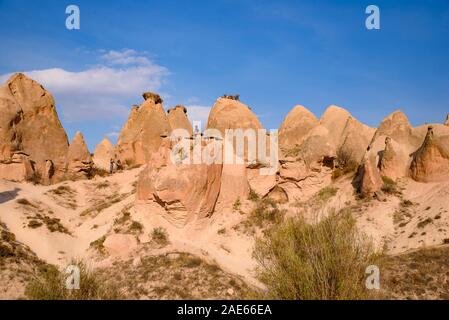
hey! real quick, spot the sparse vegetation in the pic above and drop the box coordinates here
[95,252,247,299]
[332,149,358,180]
[87,167,109,179]
[381,176,400,195]
[25,260,122,300]
[232,198,242,211]
[248,198,285,228]
[253,209,378,300]
[16,198,34,207]
[248,189,260,202]
[317,186,338,201]
[89,236,106,253]
[151,227,169,246]
[46,185,77,210]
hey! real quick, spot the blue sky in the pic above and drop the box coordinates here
[1,0,448,151]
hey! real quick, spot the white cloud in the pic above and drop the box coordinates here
[0,49,169,122]
[106,131,120,138]
[185,105,211,130]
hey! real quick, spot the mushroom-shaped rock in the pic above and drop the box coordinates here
[167,105,193,136]
[116,93,171,166]
[410,126,449,182]
[93,137,115,171]
[0,73,69,183]
[279,105,318,150]
[142,92,163,104]
[65,131,92,179]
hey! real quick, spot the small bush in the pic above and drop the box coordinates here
[249,198,285,227]
[332,149,358,180]
[16,198,34,206]
[233,198,242,211]
[381,176,399,195]
[253,209,378,300]
[25,261,122,300]
[317,187,338,201]
[151,227,169,246]
[248,189,260,202]
[129,221,143,233]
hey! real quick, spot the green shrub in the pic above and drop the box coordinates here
[253,209,378,300]
[317,187,338,201]
[25,261,121,300]
[249,198,285,227]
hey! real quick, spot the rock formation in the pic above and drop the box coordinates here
[167,105,193,136]
[93,137,115,171]
[0,73,69,184]
[279,105,319,148]
[206,97,263,135]
[116,92,170,167]
[410,126,449,182]
[445,114,449,126]
[137,139,223,227]
[65,131,93,180]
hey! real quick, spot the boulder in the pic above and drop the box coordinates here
[0,152,35,182]
[93,137,115,171]
[167,105,193,136]
[116,93,170,167]
[65,131,93,180]
[410,126,449,182]
[0,73,69,183]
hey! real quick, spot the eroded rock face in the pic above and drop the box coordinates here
[93,138,115,171]
[0,73,69,183]
[116,93,170,167]
[137,142,223,227]
[167,105,193,136]
[65,131,93,180]
[410,126,449,182]
[0,152,35,182]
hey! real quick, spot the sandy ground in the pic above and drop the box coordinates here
[1,170,448,298]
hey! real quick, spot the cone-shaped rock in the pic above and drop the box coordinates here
[0,73,69,183]
[167,105,193,136]
[65,131,93,180]
[93,137,115,171]
[116,92,170,167]
[279,105,318,150]
[410,126,449,182]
